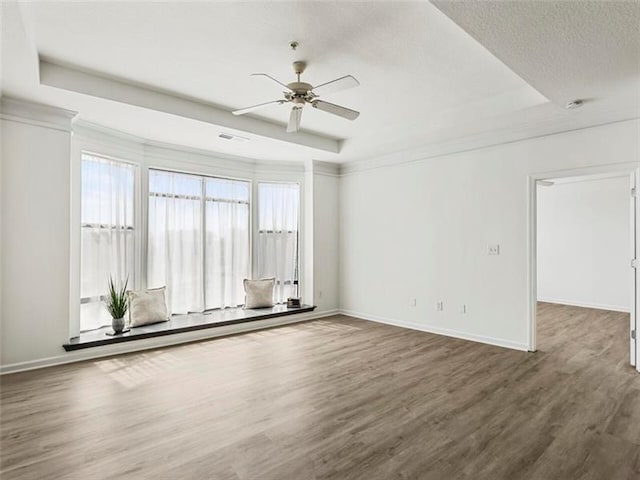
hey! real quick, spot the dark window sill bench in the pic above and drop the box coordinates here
[63,304,316,351]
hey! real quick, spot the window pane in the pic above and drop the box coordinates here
[206,177,250,202]
[82,153,134,227]
[148,170,250,313]
[81,302,111,333]
[149,169,202,197]
[148,170,204,313]
[81,228,135,298]
[80,153,136,331]
[258,183,299,232]
[258,183,300,303]
[204,178,250,309]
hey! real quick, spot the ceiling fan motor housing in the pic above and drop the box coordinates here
[285,80,316,106]
[287,82,313,94]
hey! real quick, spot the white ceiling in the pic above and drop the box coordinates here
[2,1,639,164]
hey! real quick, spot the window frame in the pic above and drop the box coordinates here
[256,181,302,300]
[147,167,253,312]
[78,151,141,332]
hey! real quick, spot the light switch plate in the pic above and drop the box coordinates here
[488,244,500,255]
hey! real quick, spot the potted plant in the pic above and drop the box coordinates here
[105,276,128,334]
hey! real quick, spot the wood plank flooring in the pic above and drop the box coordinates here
[1,303,639,479]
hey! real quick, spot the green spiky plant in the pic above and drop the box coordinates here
[104,276,129,319]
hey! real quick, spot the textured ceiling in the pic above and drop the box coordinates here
[1,1,638,164]
[431,0,640,111]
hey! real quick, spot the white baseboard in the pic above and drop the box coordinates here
[0,309,340,375]
[537,297,630,313]
[1,308,530,374]
[340,309,529,352]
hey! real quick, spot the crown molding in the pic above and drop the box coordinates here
[340,116,640,176]
[253,160,306,176]
[0,96,77,132]
[73,119,306,177]
[73,120,145,159]
[144,142,257,176]
[312,160,341,177]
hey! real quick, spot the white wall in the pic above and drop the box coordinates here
[0,104,4,364]
[340,119,639,350]
[537,176,630,312]
[313,167,340,313]
[1,113,73,366]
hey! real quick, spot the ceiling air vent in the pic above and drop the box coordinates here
[218,132,249,143]
[565,99,584,110]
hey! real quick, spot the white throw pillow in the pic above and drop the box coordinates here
[127,287,169,327]
[243,278,275,309]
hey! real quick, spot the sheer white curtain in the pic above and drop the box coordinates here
[204,178,250,309]
[148,170,250,314]
[148,170,204,314]
[258,183,300,303]
[80,153,136,331]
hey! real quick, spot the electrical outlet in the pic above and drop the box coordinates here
[488,244,500,256]
[436,301,444,312]
[461,304,467,314]
[409,297,417,307]
[318,290,323,299]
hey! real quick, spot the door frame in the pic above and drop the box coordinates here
[526,162,639,372]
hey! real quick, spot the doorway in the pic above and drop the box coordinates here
[527,165,639,371]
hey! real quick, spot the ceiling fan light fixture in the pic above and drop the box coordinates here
[234,60,360,132]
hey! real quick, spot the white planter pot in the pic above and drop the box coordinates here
[112,316,125,334]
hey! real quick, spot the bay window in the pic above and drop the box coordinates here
[79,155,301,328]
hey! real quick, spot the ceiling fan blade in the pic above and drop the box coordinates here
[286,106,303,133]
[312,75,359,96]
[312,100,360,121]
[232,100,285,116]
[251,73,293,92]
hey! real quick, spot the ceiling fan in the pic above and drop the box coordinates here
[232,61,360,133]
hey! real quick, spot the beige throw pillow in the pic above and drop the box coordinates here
[243,278,275,309]
[128,287,169,327]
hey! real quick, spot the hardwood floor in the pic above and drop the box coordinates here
[1,304,639,479]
